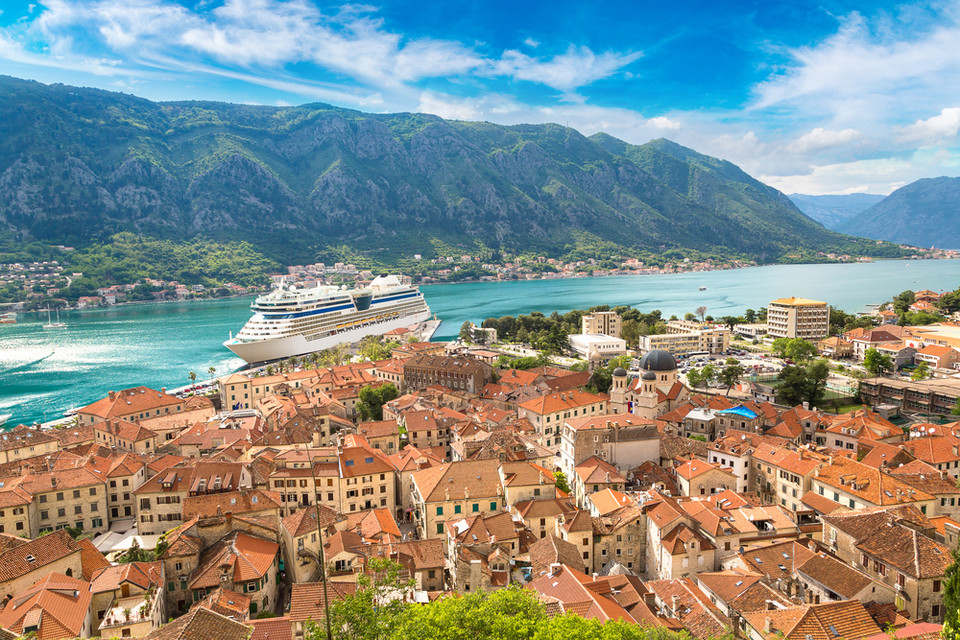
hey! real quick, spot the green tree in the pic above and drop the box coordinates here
[308,557,414,640]
[459,321,473,342]
[700,362,716,386]
[952,398,960,417]
[553,471,571,494]
[771,338,790,358]
[357,384,400,421]
[912,361,932,381]
[784,338,818,363]
[893,289,916,314]
[685,367,704,389]
[805,360,830,407]
[695,306,707,322]
[744,308,757,323]
[943,543,960,639]
[863,348,894,376]
[621,319,641,346]
[207,366,216,378]
[776,365,809,406]
[718,364,744,396]
[187,371,197,385]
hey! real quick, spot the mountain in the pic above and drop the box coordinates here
[837,177,960,249]
[0,75,899,266]
[787,193,884,230]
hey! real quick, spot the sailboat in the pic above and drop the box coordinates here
[43,307,67,329]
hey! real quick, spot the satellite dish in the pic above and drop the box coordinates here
[929,427,936,434]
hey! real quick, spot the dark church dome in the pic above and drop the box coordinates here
[638,349,677,372]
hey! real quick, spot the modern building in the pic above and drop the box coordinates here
[581,311,622,338]
[859,377,960,416]
[767,297,830,340]
[567,333,627,359]
[638,327,729,356]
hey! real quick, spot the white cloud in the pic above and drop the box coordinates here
[898,107,960,144]
[789,127,862,153]
[417,91,482,121]
[648,116,680,130]
[523,37,539,48]
[493,45,641,93]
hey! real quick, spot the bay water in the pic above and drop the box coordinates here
[2,260,959,426]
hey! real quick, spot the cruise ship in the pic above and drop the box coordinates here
[223,274,432,364]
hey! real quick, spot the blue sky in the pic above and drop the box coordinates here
[2,0,960,194]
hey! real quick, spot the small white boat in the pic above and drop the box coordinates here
[699,286,707,291]
[43,308,67,329]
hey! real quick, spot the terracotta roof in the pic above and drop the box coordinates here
[90,561,161,593]
[800,490,846,514]
[857,523,951,579]
[796,552,876,599]
[248,617,292,640]
[516,389,607,415]
[528,565,639,624]
[411,459,502,503]
[574,457,626,485]
[675,459,734,481]
[0,572,92,640]
[645,578,731,638]
[281,505,342,538]
[288,583,356,622]
[338,445,394,478]
[189,532,279,589]
[183,489,281,520]
[695,570,762,603]
[564,413,657,432]
[741,600,881,640]
[377,538,445,571]
[194,587,250,620]
[0,530,80,582]
[144,606,252,640]
[813,457,933,506]
[341,508,401,539]
[79,386,183,420]
[865,622,943,640]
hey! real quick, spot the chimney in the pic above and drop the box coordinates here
[108,391,116,401]
[445,488,450,501]
[802,401,809,410]
[161,387,166,394]
[469,559,482,590]
[764,617,773,633]
[671,595,680,615]
[464,488,470,499]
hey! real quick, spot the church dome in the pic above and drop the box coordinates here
[641,370,657,381]
[612,367,627,377]
[639,349,677,372]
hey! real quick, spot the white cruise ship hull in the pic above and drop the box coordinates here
[224,309,431,364]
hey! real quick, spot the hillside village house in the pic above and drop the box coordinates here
[516,389,608,449]
[77,386,185,426]
[411,459,505,539]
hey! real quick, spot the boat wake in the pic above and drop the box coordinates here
[0,350,55,376]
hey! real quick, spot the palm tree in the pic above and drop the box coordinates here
[208,366,216,379]
[309,351,321,375]
[265,365,275,376]
[187,371,197,389]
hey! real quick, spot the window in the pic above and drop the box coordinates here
[89,488,97,496]
[436,523,444,535]
[56,492,64,501]
[473,504,480,513]
[454,505,461,514]
[934,580,941,592]
[490,501,497,511]
[73,490,81,498]
[436,506,443,516]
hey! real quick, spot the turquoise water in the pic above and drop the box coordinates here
[2,259,959,426]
